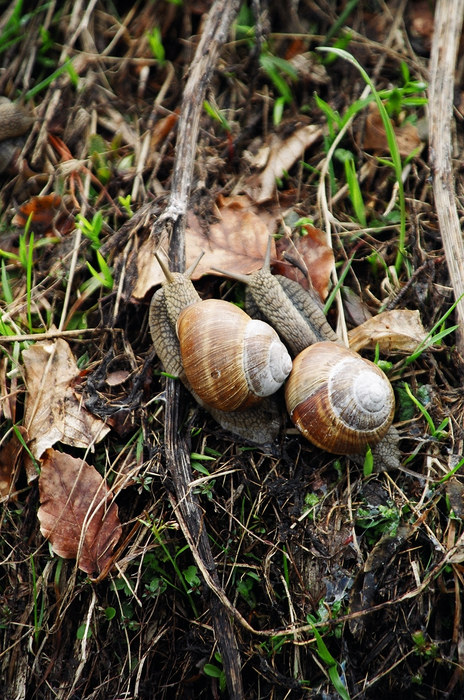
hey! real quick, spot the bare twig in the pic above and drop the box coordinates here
[152,1,243,698]
[152,0,241,273]
[428,0,464,355]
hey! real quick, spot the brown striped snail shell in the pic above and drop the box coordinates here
[285,341,395,454]
[176,298,293,412]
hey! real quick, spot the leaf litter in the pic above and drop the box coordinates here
[22,338,110,460]
[38,448,122,577]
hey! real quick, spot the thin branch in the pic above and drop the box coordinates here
[152,1,243,698]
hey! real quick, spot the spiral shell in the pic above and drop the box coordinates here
[285,341,395,454]
[177,299,293,412]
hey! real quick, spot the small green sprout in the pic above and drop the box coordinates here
[363,446,374,477]
[118,194,133,217]
[76,212,103,250]
[308,618,351,700]
[86,249,113,290]
[203,99,231,132]
[259,51,297,126]
[147,27,165,63]
[203,652,226,693]
[404,293,463,365]
[335,148,367,226]
[190,451,216,476]
[403,383,449,440]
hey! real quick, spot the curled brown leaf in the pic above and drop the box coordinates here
[23,338,110,459]
[348,309,427,354]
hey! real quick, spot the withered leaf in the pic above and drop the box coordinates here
[38,448,122,577]
[273,225,334,301]
[183,200,274,278]
[23,339,110,459]
[446,477,464,520]
[348,309,427,354]
[446,530,464,565]
[12,194,61,232]
[131,194,280,299]
[105,369,131,386]
[362,106,422,157]
[245,124,322,202]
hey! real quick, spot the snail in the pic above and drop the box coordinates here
[284,341,395,455]
[150,238,399,468]
[213,237,399,468]
[149,253,289,443]
[176,298,292,412]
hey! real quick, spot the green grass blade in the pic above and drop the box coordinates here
[317,47,407,274]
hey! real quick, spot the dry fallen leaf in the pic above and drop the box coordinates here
[246,124,322,202]
[446,529,464,565]
[149,110,179,152]
[23,338,110,459]
[446,477,464,519]
[38,448,122,577]
[341,287,373,328]
[273,225,334,300]
[406,0,435,55]
[184,201,275,278]
[362,106,422,157]
[348,309,427,354]
[106,369,131,386]
[1,356,17,421]
[12,194,61,231]
[132,197,334,304]
[131,194,280,299]
[0,427,27,502]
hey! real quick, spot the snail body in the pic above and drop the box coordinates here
[0,98,33,141]
[149,263,200,378]
[285,342,395,454]
[244,267,339,355]
[177,299,292,412]
[214,237,339,356]
[0,98,33,174]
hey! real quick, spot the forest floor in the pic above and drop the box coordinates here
[1,1,464,698]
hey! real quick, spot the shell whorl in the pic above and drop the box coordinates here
[285,341,395,454]
[243,318,293,396]
[177,299,292,412]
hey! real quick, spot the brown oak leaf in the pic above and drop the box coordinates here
[38,448,122,577]
[131,194,280,299]
[274,225,334,301]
